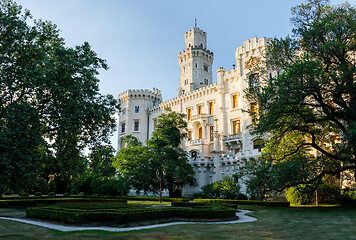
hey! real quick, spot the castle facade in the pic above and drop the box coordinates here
[118,27,267,195]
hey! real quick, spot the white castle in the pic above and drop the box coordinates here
[118,27,267,195]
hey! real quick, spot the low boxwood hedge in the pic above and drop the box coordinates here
[193,199,290,207]
[171,201,238,209]
[123,196,189,202]
[26,205,236,225]
[0,198,127,208]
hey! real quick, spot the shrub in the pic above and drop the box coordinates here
[194,198,290,207]
[337,190,356,206]
[71,173,129,196]
[236,193,248,200]
[48,192,56,197]
[63,192,71,197]
[20,192,29,197]
[33,178,49,195]
[48,181,56,193]
[286,182,341,205]
[200,176,241,199]
[34,192,42,197]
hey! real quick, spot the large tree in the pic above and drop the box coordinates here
[241,0,356,193]
[113,110,196,197]
[0,0,118,192]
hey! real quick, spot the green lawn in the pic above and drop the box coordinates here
[0,205,356,239]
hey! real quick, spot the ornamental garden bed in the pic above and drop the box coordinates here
[26,201,237,226]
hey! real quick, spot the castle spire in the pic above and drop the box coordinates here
[195,18,197,28]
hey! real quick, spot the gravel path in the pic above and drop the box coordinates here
[0,210,257,232]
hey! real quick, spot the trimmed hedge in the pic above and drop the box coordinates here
[123,196,189,202]
[26,205,236,225]
[171,201,238,209]
[0,198,127,208]
[193,199,290,207]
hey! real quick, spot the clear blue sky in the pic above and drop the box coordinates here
[15,0,353,149]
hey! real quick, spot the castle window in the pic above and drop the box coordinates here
[232,120,240,134]
[153,119,157,130]
[195,63,198,68]
[135,106,139,113]
[121,122,126,133]
[210,126,214,141]
[183,66,186,73]
[134,120,139,131]
[204,78,209,85]
[198,127,203,139]
[185,79,188,85]
[253,139,265,152]
[122,108,126,115]
[187,108,192,120]
[208,101,213,115]
[188,130,192,140]
[251,102,258,124]
[197,105,202,115]
[249,73,259,89]
[232,94,238,109]
[203,65,208,72]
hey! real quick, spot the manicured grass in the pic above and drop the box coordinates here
[1,205,356,239]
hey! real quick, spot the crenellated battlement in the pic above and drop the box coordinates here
[235,37,268,57]
[118,88,162,103]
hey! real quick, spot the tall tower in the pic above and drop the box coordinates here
[177,28,214,96]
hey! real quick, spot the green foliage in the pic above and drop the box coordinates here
[200,176,241,199]
[193,198,290,207]
[242,0,356,193]
[0,0,118,193]
[286,185,314,205]
[48,192,56,197]
[337,190,356,205]
[26,203,236,225]
[20,192,29,197]
[88,145,116,177]
[71,172,129,196]
[34,192,42,197]
[286,181,341,205]
[63,192,71,197]
[113,110,196,197]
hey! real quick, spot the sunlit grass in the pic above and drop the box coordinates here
[1,205,356,239]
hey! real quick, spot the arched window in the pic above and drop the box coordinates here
[253,139,265,152]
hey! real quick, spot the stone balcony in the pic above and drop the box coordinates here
[223,133,242,141]
[186,138,206,146]
[191,113,209,121]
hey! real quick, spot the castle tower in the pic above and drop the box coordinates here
[177,28,214,96]
[117,88,162,150]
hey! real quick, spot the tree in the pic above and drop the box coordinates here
[0,0,118,192]
[242,0,356,193]
[88,145,116,177]
[113,110,196,197]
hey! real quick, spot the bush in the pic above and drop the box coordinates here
[20,192,29,197]
[337,190,356,206]
[194,198,290,207]
[48,181,56,193]
[236,193,248,200]
[63,192,71,197]
[200,176,241,199]
[286,182,341,205]
[71,173,129,196]
[34,192,42,197]
[33,178,49,195]
[48,192,56,197]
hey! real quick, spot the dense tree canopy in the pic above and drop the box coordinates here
[113,110,196,197]
[241,0,356,193]
[0,0,118,192]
